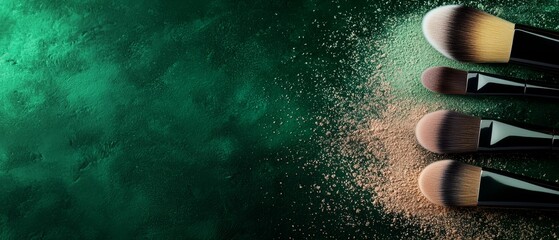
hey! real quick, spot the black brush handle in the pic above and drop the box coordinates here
[526,82,559,97]
[510,24,559,72]
[478,168,559,208]
[466,72,559,98]
[478,120,559,150]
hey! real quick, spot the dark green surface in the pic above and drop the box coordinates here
[1,0,559,239]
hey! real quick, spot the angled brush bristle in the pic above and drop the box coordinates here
[422,5,515,62]
[415,110,481,154]
[421,67,468,94]
[418,160,481,206]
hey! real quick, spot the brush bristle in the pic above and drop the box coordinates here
[422,5,515,62]
[421,67,468,94]
[415,110,481,154]
[419,160,481,207]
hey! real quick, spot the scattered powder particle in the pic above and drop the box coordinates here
[316,68,553,239]
[312,26,554,238]
[305,8,559,239]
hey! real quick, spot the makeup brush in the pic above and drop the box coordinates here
[421,66,559,98]
[415,110,559,154]
[419,160,559,208]
[423,5,559,71]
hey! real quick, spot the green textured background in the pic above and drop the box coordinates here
[1,0,559,239]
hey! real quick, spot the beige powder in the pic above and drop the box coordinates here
[309,11,558,237]
[315,72,556,239]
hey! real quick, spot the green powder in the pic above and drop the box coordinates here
[314,1,559,239]
[0,0,558,239]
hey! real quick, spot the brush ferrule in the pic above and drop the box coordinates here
[466,72,525,95]
[465,72,559,98]
[510,24,559,72]
[478,120,555,150]
[478,169,559,208]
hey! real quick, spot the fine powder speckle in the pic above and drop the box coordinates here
[322,79,557,239]
[313,10,559,238]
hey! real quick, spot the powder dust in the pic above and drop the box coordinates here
[314,67,556,239]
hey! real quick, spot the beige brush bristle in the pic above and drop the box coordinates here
[415,110,481,154]
[418,160,481,207]
[423,5,515,63]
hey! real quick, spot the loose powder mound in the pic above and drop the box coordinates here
[317,75,556,239]
[309,10,559,239]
